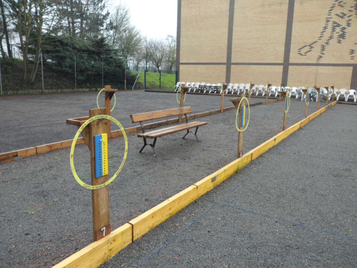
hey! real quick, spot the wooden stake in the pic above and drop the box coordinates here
[89,108,111,241]
[282,91,287,130]
[178,86,187,123]
[238,93,245,158]
[221,83,227,113]
[104,85,118,135]
[315,86,320,110]
[278,83,284,101]
[265,83,272,104]
[248,83,254,104]
[302,88,308,118]
[325,86,329,106]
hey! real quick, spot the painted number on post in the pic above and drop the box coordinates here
[101,226,106,237]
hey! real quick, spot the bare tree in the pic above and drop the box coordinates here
[107,3,130,47]
[6,0,34,80]
[0,0,13,58]
[148,39,166,72]
[117,25,141,67]
[165,35,176,71]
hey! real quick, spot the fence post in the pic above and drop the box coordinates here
[159,71,161,89]
[144,70,147,89]
[0,59,2,96]
[41,52,45,93]
[74,55,77,91]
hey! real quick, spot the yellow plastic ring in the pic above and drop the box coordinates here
[176,89,187,104]
[70,115,128,190]
[235,96,250,132]
[97,88,117,112]
[305,90,310,105]
[285,90,291,113]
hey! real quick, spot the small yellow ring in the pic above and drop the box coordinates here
[97,88,117,112]
[235,97,250,132]
[70,115,128,190]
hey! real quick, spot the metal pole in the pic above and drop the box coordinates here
[124,68,127,90]
[74,55,77,91]
[0,59,3,96]
[41,52,44,93]
[159,71,161,89]
[101,57,104,88]
[144,70,147,89]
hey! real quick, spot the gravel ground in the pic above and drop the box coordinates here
[0,90,263,153]
[0,91,356,267]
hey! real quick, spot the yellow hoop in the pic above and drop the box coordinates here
[176,89,187,104]
[70,115,128,190]
[284,90,291,114]
[96,88,117,112]
[235,97,250,132]
[305,90,310,105]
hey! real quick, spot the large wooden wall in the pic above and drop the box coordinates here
[177,0,357,89]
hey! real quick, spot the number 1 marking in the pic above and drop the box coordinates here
[101,227,106,237]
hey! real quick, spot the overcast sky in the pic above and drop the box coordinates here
[107,0,178,40]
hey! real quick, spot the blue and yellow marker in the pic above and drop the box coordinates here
[241,105,246,127]
[95,133,109,178]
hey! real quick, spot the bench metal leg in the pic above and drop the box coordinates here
[139,138,158,156]
[182,127,200,142]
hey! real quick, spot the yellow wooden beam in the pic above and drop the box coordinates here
[53,223,132,268]
[251,137,276,160]
[129,185,198,241]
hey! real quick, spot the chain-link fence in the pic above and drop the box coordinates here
[126,70,178,90]
[0,57,178,95]
[0,57,137,95]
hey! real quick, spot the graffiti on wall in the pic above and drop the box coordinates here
[298,0,357,61]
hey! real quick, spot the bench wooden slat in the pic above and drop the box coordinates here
[130,107,192,123]
[138,121,207,138]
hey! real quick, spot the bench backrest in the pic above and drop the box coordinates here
[131,106,192,123]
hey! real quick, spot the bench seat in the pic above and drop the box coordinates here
[138,121,208,138]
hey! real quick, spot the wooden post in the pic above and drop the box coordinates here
[248,83,254,104]
[325,86,329,106]
[265,83,272,104]
[279,83,284,101]
[282,91,288,131]
[238,93,245,158]
[179,86,188,123]
[104,85,118,135]
[302,88,308,118]
[315,86,320,109]
[221,83,227,113]
[88,108,111,241]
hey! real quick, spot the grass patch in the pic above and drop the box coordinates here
[131,71,176,90]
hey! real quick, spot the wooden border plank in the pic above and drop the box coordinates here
[129,185,198,241]
[53,223,132,268]
[251,137,276,160]
[18,147,37,158]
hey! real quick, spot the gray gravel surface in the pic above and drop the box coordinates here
[0,91,263,153]
[0,91,356,267]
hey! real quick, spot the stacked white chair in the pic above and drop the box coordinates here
[255,85,265,96]
[232,83,239,94]
[335,88,347,101]
[345,89,356,102]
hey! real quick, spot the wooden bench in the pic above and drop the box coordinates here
[130,107,207,156]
